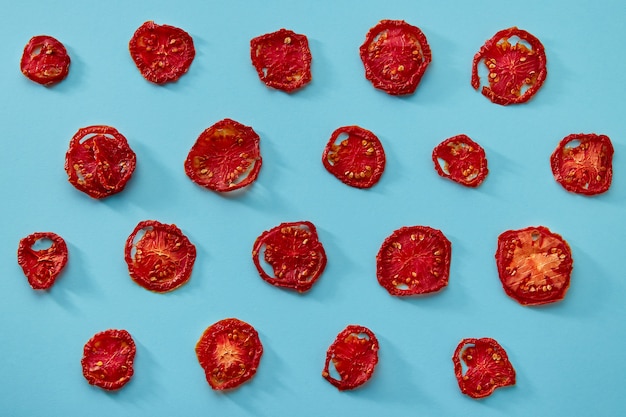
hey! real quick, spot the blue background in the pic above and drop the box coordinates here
[1,0,625,416]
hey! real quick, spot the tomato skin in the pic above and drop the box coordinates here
[81,329,136,391]
[17,232,68,290]
[20,35,70,86]
[432,134,488,187]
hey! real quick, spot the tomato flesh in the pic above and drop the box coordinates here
[17,232,68,290]
[432,134,488,187]
[20,35,70,86]
[81,329,136,390]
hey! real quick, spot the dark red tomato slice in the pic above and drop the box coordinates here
[471,27,547,105]
[322,325,379,391]
[377,226,451,296]
[252,221,327,293]
[496,226,572,306]
[185,118,262,192]
[81,329,136,390]
[453,337,516,399]
[125,220,196,293]
[250,28,312,93]
[432,134,488,187]
[550,133,614,196]
[17,232,68,290]
[359,20,432,96]
[129,21,195,84]
[322,125,386,189]
[20,35,70,86]
[196,318,263,390]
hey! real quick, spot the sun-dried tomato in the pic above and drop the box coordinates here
[125,220,196,293]
[81,329,136,390]
[432,134,488,187]
[471,27,547,105]
[17,232,68,290]
[496,226,572,306]
[196,318,263,390]
[20,35,70,86]
[322,125,386,188]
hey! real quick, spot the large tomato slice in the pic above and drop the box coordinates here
[81,329,136,390]
[20,35,70,86]
[195,318,263,390]
[17,232,68,290]
[432,134,488,187]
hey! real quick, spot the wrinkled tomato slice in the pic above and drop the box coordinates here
[17,232,68,290]
[377,226,451,296]
[453,337,516,399]
[125,220,196,293]
[185,118,262,192]
[81,329,136,390]
[432,134,488,187]
[196,318,263,390]
[20,35,70,86]
[129,21,195,84]
[252,221,327,293]
[250,28,312,92]
[550,133,614,196]
[322,125,386,189]
[471,27,547,105]
[359,20,432,96]
[496,226,572,306]
[322,325,379,391]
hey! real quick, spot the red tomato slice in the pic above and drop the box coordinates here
[252,221,327,293]
[250,28,312,92]
[20,35,70,86]
[196,318,263,390]
[432,134,488,187]
[129,21,195,84]
[550,133,614,196]
[125,220,196,293]
[359,20,432,96]
[81,329,136,390]
[453,337,516,399]
[496,226,573,306]
[322,325,379,391]
[17,232,68,290]
[471,27,547,105]
[322,125,386,188]
[377,226,451,296]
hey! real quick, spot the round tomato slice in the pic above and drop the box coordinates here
[471,27,547,105]
[496,226,573,306]
[185,118,262,192]
[250,28,312,92]
[359,20,432,96]
[125,220,196,293]
[17,232,68,290]
[252,221,327,293]
[196,318,263,390]
[550,133,614,196]
[129,21,195,84]
[20,35,70,86]
[322,325,379,391]
[81,329,136,391]
[432,134,488,187]
[376,226,451,296]
[322,125,386,189]
[453,337,516,399]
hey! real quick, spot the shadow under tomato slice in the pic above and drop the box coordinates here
[432,134,488,187]
[20,35,70,86]
[17,232,68,290]
[81,329,136,391]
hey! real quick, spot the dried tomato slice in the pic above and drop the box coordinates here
[195,318,263,390]
[20,35,70,86]
[471,27,547,105]
[322,125,386,188]
[359,20,432,96]
[125,220,196,293]
[17,232,68,290]
[81,329,136,390]
[496,226,573,306]
[129,21,195,84]
[432,134,488,187]
[453,337,516,399]
[252,221,327,293]
[250,28,312,92]
[377,226,451,296]
[185,118,262,192]
[322,325,379,391]
[550,133,614,196]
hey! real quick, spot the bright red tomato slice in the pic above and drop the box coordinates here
[81,329,136,390]
[20,35,70,86]
[432,134,488,187]
[17,232,68,290]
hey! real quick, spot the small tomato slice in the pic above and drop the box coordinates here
[377,226,451,296]
[432,134,488,187]
[20,35,70,86]
[550,133,614,196]
[125,220,196,293]
[322,125,386,188]
[17,232,68,290]
[196,318,263,390]
[453,337,516,399]
[322,325,379,391]
[496,226,573,306]
[81,329,136,390]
